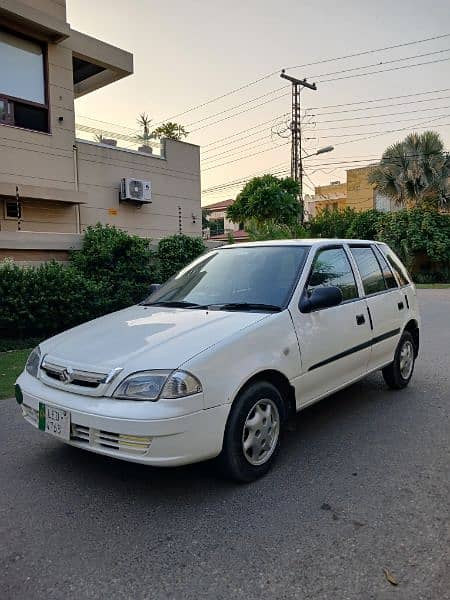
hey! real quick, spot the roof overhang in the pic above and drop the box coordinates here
[64,29,133,98]
[0,182,87,204]
[0,0,70,42]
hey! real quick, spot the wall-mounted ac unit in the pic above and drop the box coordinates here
[120,178,152,205]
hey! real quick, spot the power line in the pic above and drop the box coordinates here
[306,86,450,112]
[202,142,290,171]
[313,104,450,124]
[194,56,450,134]
[202,114,288,148]
[319,56,450,84]
[190,91,290,133]
[185,85,289,127]
[311,113,450,132]
[160,33,450,123]
[308,93,450,117]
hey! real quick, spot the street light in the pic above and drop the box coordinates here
[303,145,334,160]
[299,145,334,224]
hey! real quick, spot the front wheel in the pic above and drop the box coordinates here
[382,331,416,389]
[218,381,285,482]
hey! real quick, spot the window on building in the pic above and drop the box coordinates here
[0,29,48,132]
[307,247,358,301]
[4,200,21,219]
[350,246,386,295]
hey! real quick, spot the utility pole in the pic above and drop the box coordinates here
[280,69,317,223]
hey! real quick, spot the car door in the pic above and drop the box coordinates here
[290,245,372,405]
[348,244,404,371]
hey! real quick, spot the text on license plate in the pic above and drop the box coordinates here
[38,403,70,440]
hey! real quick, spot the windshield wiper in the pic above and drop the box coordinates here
[210,302,282,312]
[142,300,203,308]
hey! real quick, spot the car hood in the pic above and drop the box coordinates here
[40,305,270,372]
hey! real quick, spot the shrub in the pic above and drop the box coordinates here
[155,234,206,282]
[70,224,156,311]
[0,260,104,339]
[0,226,206,345]
[376,208,450,273]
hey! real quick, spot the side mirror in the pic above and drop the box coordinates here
[300,286,343,313]
[148,283,162,295]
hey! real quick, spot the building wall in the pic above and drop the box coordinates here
[0,7,201,256]
[76,139,201,240]
[346,166,375,211]
[313,182,347,213]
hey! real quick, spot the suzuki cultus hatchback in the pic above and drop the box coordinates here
[16,240,420,481]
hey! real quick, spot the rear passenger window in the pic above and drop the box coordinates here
[350,247,386,295]
[308,247,358,301]
[384,250,410,286]
[373,246,398,289]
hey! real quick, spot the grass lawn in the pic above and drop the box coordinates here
[416,283,450,289]
[0,349,30,399]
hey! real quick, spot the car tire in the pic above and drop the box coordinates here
[218,381,286,483]
[382,331,416,390]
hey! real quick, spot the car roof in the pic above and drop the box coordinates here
[219,238,383,249]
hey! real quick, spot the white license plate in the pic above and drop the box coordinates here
[38,403,70,440]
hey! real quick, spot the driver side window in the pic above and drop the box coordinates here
[307,247,358,302]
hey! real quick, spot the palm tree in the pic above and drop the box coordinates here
[368,131,450,208]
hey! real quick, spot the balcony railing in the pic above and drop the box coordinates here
[75,121,164,157]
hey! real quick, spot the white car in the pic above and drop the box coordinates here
[16,239,420,481]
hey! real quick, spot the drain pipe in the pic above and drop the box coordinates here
[73,143,81,234]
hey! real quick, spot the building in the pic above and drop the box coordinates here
[0,0,201,262]
[306,165,399,218]
[202,198,247,240]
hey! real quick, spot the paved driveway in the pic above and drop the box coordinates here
[1,290,449,600]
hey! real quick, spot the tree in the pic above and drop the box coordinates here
[152,122,189,141]
[227,175,301,226]
[368,131,450,208]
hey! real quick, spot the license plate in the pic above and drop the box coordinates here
[38,403,70,440]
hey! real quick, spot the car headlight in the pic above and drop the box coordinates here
[25,346,41,378]
[112,370,202,401]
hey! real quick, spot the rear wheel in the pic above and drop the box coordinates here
[218,381,285,482]
[382,331,416,389]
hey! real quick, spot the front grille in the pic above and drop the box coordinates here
[41,361,108,388]
[71,424,152,456]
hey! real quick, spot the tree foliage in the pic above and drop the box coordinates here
[152,122,189,141]
[227,175,301,226]
[368,130,450,208]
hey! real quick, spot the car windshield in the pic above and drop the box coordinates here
[143,245,309,310]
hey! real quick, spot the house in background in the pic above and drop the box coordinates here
[202,198,248,241]
[305,165,400,219]
[0,0,201,262]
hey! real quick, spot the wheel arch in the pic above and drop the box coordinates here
[403,319,420,357]
[231,369,296,420]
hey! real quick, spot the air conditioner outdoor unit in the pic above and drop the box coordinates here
[120,178,152,204]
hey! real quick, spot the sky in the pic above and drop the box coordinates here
[67,0,450,205]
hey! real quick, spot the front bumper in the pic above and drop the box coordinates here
[16,372,230,467]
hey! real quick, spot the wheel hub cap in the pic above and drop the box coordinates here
[399,340,414,379]
[242,398,280,466]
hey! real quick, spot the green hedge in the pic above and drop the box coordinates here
[308,207,450,282]
[0,225,205,343]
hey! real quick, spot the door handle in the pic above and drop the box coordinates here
[356,314,365,325]
[398,301,404,310]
